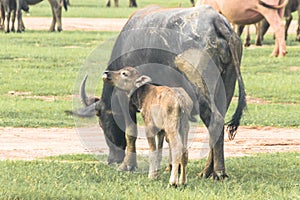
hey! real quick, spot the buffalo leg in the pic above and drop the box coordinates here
[129,0,137,7]
[244,25,251,47]
[284,12,292,41]
[4,8,10,33]
[198,104,227,179]
[296,8,300,42]
[49,0,62,32]
[114,0,119,7]
[106,0,110,7]
[256,19,270,46]
[11,9,15,32]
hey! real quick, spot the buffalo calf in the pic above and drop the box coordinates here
[102,66,193,186]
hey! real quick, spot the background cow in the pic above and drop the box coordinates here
[0,0,29,32]
[237,0,300,46]
[196,0,288,56]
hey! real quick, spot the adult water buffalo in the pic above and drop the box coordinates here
[196,0,288,57]
[0,0,29,32]
[71,5,246,179]
[10,0,67,32]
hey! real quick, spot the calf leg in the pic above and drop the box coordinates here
[168,134,183,186]
[118,97,138,171]
[179,150,188,185]
[147,129,164,179]
[118,122,137,171]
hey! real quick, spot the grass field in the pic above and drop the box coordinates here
[1,4,300,199]
[0,152,299,199]
[24,0,300,19]
[1,31,300,128]
[26,0,194,18]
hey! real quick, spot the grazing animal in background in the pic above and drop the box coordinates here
[101,66,193,186]
[106,0,137,7]
[0,1,5,30]
[0,0,29,33]
[196,0,289,56]
[68,5,246,180]
[256,0,300,44]
[236,0,300,46]
[19,0,68,32]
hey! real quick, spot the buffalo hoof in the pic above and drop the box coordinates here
[244,42,250,47]
[148,170,159,179]
[198,169,228,180]
[118,162,137,172]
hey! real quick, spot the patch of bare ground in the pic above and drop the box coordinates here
[6,91,72,101]
[233,96,271,104]
[288,66,300,71]
[0,126,299,160]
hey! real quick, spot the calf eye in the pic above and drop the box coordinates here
[122,72,128,77]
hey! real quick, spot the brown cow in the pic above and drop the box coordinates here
[196,0,288,56]
[237,0,300,46]
[257,0,300,44]
[102,66,193,186]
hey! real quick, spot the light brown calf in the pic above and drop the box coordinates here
[102,66,193,186]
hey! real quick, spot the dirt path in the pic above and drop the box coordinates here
[1,126,299,160]
[23,17,298,33]
[23,17,128,31]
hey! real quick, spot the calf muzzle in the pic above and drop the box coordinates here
[102,71,112,81]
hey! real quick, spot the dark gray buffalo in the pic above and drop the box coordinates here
[71,5,246,179]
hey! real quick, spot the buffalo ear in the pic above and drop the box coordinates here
[135,75,152,88]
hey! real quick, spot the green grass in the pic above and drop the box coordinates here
[0,31,300,128]
[0,152,299,199]
[26,0,193,18]
[0,31,118,127]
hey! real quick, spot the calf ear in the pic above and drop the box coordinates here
[135,75,152,88]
